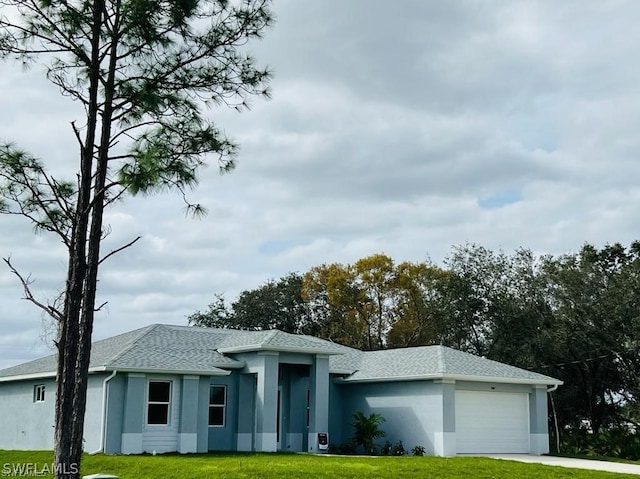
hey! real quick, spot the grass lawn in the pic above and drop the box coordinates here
[0,451,637,478]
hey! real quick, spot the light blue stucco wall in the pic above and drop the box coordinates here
[0,373,107,452]
[120,373,145,454]
[328,376,345,445]
[104,373,126,454]
[0,378,56,450]
[197,376,210,453]
[338,380,444,455]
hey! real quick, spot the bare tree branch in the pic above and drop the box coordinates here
[3,256,63,321]
[98,235,141,265]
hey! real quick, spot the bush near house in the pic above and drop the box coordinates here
[330,412,427,457]
[557,428,640,461]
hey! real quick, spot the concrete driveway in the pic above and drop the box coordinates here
[478,454,640,475]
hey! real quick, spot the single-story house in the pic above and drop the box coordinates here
[0,324,561,456]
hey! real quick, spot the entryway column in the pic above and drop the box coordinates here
[307,355,329,452]
[254,352,279,452]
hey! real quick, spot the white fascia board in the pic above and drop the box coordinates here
[0,371,57,382]
[329,369,357,375]
[0,367,113,382]
[335,373,563,386]
[89,366,231,376]
[0,364,235,382]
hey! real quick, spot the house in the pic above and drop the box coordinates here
[0,324,561,456]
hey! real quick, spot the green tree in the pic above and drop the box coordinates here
[302,261,369,348]
[0,1,272,476]
[387,260,451,348]
[539,242,640,433]
[352,254,397,350]
[189,273,312,333]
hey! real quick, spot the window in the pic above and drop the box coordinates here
[34,384,45,403]
[208,385,226,427]
[147,381,171,425]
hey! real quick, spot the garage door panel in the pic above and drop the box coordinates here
[455,391,530,454]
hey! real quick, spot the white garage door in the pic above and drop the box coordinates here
[455,390,530,454]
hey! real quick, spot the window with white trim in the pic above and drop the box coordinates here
[34,384,45,403]
[208,385,226,427]
[147,381,171,425]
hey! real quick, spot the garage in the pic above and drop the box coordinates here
[455,390,530,454]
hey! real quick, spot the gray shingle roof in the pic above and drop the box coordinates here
[0,324,344,380]
[0,324,561,386]
[216,328,347,354]
[332,345,561,385]
[0,325,238,379]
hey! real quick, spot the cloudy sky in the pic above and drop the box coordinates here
[2,0,640,369]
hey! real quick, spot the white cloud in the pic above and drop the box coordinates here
[2,0,640,368]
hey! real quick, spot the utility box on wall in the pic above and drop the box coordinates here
[317,432,328,451]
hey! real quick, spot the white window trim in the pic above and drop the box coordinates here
[34,384,45,403]
[146,380,172,426]
[208,384,227,428]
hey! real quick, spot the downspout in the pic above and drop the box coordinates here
[90,370,117,454]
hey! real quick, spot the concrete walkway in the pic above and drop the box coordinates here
[479,454,640,476]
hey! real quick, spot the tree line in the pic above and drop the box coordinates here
[189,242,640,441]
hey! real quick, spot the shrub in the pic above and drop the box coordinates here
[351,411,386,455]
[558,427,640,460]
[391,440,405,456]
[328,441,357,455]
[411,445,426,456]
[381,440,393,456]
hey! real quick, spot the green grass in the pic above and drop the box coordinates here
[0,451,636,478]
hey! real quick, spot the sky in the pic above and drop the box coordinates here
[2,0,640,369]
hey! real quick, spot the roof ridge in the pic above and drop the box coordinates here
[105,324,161,366]
[262,329,279,346]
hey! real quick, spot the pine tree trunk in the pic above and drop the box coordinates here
[53,2,105,477]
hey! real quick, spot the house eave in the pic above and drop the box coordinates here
[89,366,231,376]
[0,371,58,382]
[329,369,357,375]
[334,372,563,386]
[0,365,233,382]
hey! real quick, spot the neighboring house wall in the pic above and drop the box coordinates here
[338,380,447,455]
